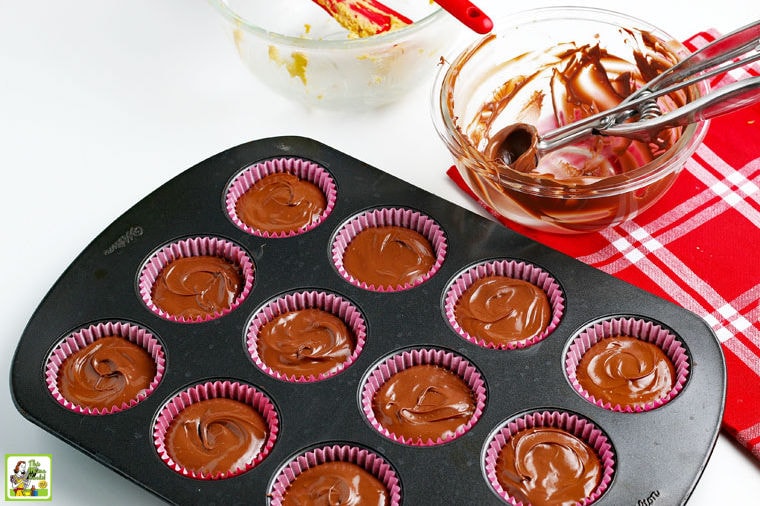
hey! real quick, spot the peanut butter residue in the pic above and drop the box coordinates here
[233,27,243,51]
[268,46,308,85]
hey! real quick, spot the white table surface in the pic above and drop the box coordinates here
[3,1,760,504]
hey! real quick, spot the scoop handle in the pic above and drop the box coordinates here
[432,0,493,34]
[600,76,760,140]
[627,19,760,99]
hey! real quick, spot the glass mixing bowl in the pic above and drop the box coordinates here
[209,0,464,109]
[432,6,710,233]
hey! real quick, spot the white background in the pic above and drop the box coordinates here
[2,1,760,504]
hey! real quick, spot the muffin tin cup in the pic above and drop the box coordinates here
[443,259,565,349]
[483,409,616,506]
[246,290,368,382]
[152,380,279,480]
[565,316,691,413]
[224,157,337,237]
[44,321,165,415]
[137,236,255,323]
[331,207,447,292]
[267,444,402,506]
[360,347,487,446]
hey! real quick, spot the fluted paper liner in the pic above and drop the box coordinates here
[246,290,367,382]
[45,321,165,415]
[152,380,279,480]
[484,409,616,505]
[225,157,337,237]
[360,347,486,446]
[444,259,565,349]
[268,444,401,506]
[137,236,254,323]
[331,207,447,292]
[565,316,690,412]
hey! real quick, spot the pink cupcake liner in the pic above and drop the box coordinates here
[360,347,486,446]
[444,259,565,350]
[246,290,367,383]
[565,316,690,413]
[331,207,448,292]
[45,321,165,415]
[484,410,616,506]
[153,380,279,480]
[268,444,402,506]
[137,236,255,323]
[225,157,337,238]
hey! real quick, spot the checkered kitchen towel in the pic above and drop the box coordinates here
[447,30,760,458]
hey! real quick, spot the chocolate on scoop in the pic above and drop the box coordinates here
[486,123,539,173]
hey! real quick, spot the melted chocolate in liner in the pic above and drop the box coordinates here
[257,308,355,377]
[165,398,268,476]
[151,256,242,319]
[58,336,156,409]
[372,364,475,442]
[236,172,326,233]
[454,276,551,345]
[282,461,389,506]
[496,426,602,506]
[576,335,676,407]
[342,226,435,288]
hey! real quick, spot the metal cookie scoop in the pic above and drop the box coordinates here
[497,19,760,172]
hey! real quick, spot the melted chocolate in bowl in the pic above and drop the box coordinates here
[435,7,709,233]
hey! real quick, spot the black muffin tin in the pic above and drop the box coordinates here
[11,136,725,505]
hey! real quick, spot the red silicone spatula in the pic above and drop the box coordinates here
[311,0,413,37]
[433,0,493,34]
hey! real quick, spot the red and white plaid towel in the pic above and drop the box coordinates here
[447,29,760,458]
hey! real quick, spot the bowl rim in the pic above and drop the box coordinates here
[207,0,448,49]
[431,5,711,198]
